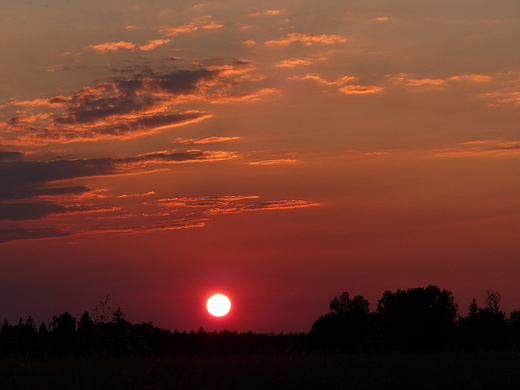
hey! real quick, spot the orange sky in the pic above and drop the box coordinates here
[1,0,520,332]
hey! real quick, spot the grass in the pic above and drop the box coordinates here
[1,349,520,389]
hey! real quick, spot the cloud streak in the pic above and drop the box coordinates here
[275,58,313,68]
[172,136,241,144]
[432,140,520,156]
[153,196,321,215]
[265,33,347,47]
[156,17,224,37]
[249,10,284,17]
[338,85,384,94]
[0,227,73,244]
[0,149,238,234]
[83,39,171,53]
[290,74,359,85]
[0,150,237,201]
[0,66,268,146]
[205,199,321,215]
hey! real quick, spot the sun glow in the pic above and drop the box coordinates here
[206,294,231,317]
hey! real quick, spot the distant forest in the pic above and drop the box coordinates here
[2,286,520,358]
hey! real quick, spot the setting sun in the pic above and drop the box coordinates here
[206,294,231,317]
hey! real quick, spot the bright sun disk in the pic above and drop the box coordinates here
[206,294,231,317]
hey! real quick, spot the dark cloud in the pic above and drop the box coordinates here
[0,185,91,202]
[0,159,117,190]
[115,150,210,166]
[0,227,72,244]
[233,59,254,66]
[0,150,236,223]
[0,151,24,161]
[53,96,158,126]
[142,69,218,95]
[0,202,68,221]
[0,150,234,200]
[1,67,240,145]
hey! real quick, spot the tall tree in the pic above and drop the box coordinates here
[311,291,373,351]
[376,285,458,350]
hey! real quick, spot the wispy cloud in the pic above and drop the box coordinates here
[0,227,73,244]
[0,66,269,146]
[432,140,520,156]
[119,191,156,198]
[338,85,384,94]
[265,33,347,47]
[205,199,321,215]
[289,73,383,95]
[290,74,359,85]
[172,136,241,144]
[154,195,260,208]
[156,16,223,37]
[249,10,284,17]
[82,217,209,236]
[275,58,313,68]
[153,195,320,215]
[0,190,321,243]
[404,78,446,86]
[390,73,492,88]
[248,158,298,165]
[201,21,224,29]
[84,41,137,52]
[206,88,280,103]
[0,150,237,206]
[449,74,492,82]
[82,39,171,53]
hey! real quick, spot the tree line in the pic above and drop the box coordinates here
[2,286,520,357]
[310,285,520,351]
[0,296,305,358]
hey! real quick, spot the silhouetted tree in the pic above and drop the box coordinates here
[477,290,509,348]
[93,294,111,323]
[112,307,127,324]
[330,292,370,317]
[21,316,39,356]
[106,308,132,356]
[310,291,374,351]
[376,285,458,350]
[510,309,520,348]
[468,298,479,320]
[0,319,13,356]
[77,311,96,355]
[78,311,95,332]
[49,312,77,355]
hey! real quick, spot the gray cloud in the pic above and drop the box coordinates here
[0,67,244,145]
[0,151,24,161]
[0,202,68,221]
[0,227,72,244]
[0,150,236,223]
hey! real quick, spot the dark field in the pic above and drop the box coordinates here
[2,350,520,390]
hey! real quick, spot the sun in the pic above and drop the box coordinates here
[206,294,231,317]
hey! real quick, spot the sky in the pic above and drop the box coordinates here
[1,0,520,333]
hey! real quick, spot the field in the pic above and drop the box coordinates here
[2,349,520,389]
